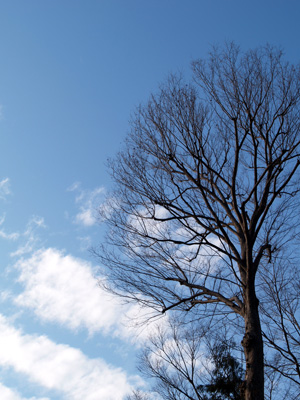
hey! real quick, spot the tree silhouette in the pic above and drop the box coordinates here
[98,44,300,400]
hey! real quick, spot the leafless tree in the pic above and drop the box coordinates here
[131,318,244,400]
[126,315,297,400]
[136,319,211,400]
[260,258,300,399]
[126,390,154,400]
[97,44,300,400]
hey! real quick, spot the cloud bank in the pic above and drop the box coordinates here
[14,248,132,337]
[0,314,133,400]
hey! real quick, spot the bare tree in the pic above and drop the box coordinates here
[260,259,300,398]
[126,390,154,400]
[127,315,295,400]
[134,319,244,400]
[98,44,300,400]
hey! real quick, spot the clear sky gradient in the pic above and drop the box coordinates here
[0,1,299,399]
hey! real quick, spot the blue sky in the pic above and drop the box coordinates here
[0,1,299,399]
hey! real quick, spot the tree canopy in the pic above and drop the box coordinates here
[98,44,300,400]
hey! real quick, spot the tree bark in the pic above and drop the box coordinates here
[241,283,264,400]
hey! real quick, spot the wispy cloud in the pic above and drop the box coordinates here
[0,314,134,400]
[77,235,92,251]
[0,215,19,241]
[0,178,11,200]
[10,217,46,257]
[0,231,19,240]
[76,208,95,226]
[68,182,105,227]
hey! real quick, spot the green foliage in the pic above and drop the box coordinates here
[198,341,244,400]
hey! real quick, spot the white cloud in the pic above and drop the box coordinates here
[75,208,95,226]
[0,315,134,400]
[129,205,170,240]
[0,178,11,200]
[14,247,161,343]
[68,182,105,227]
[0,382,49,400]
[14,248,130,336]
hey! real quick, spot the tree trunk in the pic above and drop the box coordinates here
[241,284,264,400]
